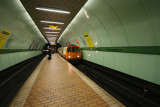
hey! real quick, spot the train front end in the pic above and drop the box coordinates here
[65,46,81,63]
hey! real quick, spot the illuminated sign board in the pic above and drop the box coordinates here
[49,25,61,30]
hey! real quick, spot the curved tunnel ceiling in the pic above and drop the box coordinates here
[20,0,88,44]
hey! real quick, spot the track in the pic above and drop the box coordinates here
[75,60,160,107]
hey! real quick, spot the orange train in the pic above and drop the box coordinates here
[58,45,81,62]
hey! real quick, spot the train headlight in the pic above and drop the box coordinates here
[77,55,79,58]
[68,56,71,58]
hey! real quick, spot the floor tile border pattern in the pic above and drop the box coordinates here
[58,55,125,107]
[9,56,47,107]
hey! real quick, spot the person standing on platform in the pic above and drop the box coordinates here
[48,46,51,60]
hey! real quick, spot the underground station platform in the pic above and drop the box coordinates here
[9,54,124,107]
[1,0,160,107]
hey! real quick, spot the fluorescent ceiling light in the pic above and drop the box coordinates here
[43,27,61,30]
[36,7,70,14]
[41,21,64,24]
[84,10,89,19]
[46,34,58,37]
[45,32,59,33]
[47,36,57,38]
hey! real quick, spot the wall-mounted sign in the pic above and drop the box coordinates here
[74,38,80,47]
[83,34,94,47]
[3,33,14,48]
[0,30,11,49]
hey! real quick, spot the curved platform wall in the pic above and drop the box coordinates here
[0,0,47,71]
[58,0,160,85]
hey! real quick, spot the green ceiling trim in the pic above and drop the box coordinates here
[0,49,42,54]
[81,46,160,55]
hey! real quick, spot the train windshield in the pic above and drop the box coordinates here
[67,47,71,53]
[76,47,80,52]
[72,47,75,52]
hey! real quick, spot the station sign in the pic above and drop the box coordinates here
[49,25,61,30]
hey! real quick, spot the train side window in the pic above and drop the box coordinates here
[72,47,75,52]
[63,47,67,54]
[76,47,80,52]
[67,47,71,53]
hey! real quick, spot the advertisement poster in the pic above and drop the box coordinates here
[32,42,37,49]
[29,40,35,49]
[3,33,14,48]
[0,30,11,49]
[83,34,94,47]
[35,42,39,49]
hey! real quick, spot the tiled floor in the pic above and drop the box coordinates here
[10,54,125,107]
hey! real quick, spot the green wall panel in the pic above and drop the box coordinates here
[80,47,160,55]
[84,51,90,62]
[8,53,15,67]
[95,51,104,66]
[130,54,156,83]
[155,56,160,84]
[0,54,9,71]
[0,54,1,70]
[81,51,89,61]
[14,53,19,64]
[103,52,114,69]
[0,51,42,71]
[114,53,131,75]
[90,51,96,63]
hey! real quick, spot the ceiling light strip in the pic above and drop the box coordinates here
[46,34,58,37]
[43,27,61,30]
[45,32,59,34]
[36,7,70,14]
[41,21,64,24]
